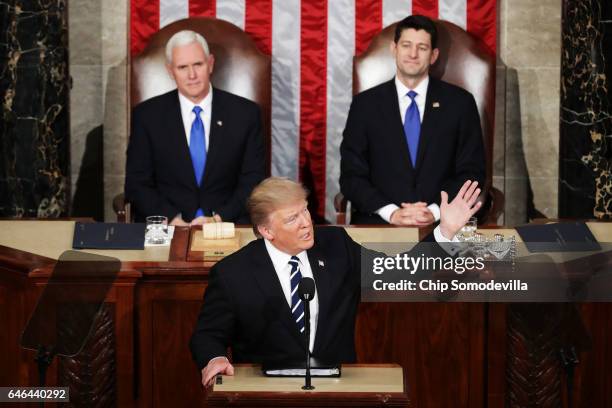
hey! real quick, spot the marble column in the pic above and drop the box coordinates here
[559,1,612,219]
[0,0,70,217]
[498,0,562,222]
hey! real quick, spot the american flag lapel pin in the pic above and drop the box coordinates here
[318,260,325,267]
[432,102,440,108]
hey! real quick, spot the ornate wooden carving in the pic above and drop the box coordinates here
[58,303,117,407]
[506,304,590,408]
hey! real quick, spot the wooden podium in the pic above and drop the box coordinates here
[207,364,410,407]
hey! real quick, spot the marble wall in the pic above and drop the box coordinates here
[497,0,562,224]
[0,0,70,217]
[67,1,567,224]
[69,0,128,221]
[559,0,612,219]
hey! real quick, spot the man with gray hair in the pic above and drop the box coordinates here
[126,30,265,225]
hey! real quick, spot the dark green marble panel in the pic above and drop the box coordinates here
[559,0,612,219]
[0,0,70,217]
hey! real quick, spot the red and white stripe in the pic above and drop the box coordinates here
[130,0,496,222]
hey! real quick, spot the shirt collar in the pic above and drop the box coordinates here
[178,86,213,117]
[264,238,309,272]
[395,75,429,100]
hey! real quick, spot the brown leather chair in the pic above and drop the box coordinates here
[334,20,503,225]
[114,17,271,222]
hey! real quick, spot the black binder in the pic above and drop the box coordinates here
[516,221,601,252]
[72,222,146,250]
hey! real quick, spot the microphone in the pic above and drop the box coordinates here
[298,277,316,390]
[298,277,315,301]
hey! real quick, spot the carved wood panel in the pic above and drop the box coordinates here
[506,304,590,408]
[58,303,117,407]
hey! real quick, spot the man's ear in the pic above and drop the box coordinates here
[207,54,215,74]
[389,40,397,56]
[165,63,174,80]
[430,48,439,65]
[257,224,273,241]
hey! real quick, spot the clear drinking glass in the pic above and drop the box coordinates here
[459,217,478,242]
[471,232,488,258]
[145,215,168,245]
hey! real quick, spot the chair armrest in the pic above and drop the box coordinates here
[112,193,131,223]
[481,186,504,226]
[334,193,350,225]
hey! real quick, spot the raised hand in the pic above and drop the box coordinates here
[439,180,482,240]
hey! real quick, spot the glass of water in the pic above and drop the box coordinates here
[145,215,168,245]
[459,217,478,242]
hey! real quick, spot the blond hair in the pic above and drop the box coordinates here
[247,177,309,237]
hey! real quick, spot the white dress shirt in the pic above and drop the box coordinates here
[376,75,441,223]
[178,88,213,150]
[264,239,319,353]
[397,75,428,123]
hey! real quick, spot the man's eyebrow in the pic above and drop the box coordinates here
[283,212,297,221]
[400,39,430,47]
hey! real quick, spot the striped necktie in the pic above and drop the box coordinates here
[288,255,305,333]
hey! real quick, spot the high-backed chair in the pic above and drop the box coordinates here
[114,17,271,222]
[335,20,503,225]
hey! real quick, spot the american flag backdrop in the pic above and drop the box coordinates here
[130,0,497,222]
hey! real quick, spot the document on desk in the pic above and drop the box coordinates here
[262,359,341,377]
[516,221,602,252]
[264,368,340,377]
[72,222,146,250]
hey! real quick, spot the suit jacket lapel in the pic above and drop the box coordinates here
[202,88,225,188]
[307,243,330,354]
[249,240,308,351]
[168,91,199,189]
[415,78,440,171]
[379,79,416,172]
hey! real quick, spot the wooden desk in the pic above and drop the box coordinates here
[0,221,610,408]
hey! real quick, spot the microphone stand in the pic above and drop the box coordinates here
[35,345,55,408]
[302,294,314,390]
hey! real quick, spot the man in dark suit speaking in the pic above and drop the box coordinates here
[340,15,485,226]
[125,30,265,225]
[190,177,482,387]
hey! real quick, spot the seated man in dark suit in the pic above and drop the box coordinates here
[190,176,482,387]
[125,30,265,225]
[340,15,485,226]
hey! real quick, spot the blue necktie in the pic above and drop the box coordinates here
[404,90,421,167]
[289,256,305,334]
[190,106,206,218]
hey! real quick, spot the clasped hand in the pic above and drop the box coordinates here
[170,214,222,226]
[390,202,434,226]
